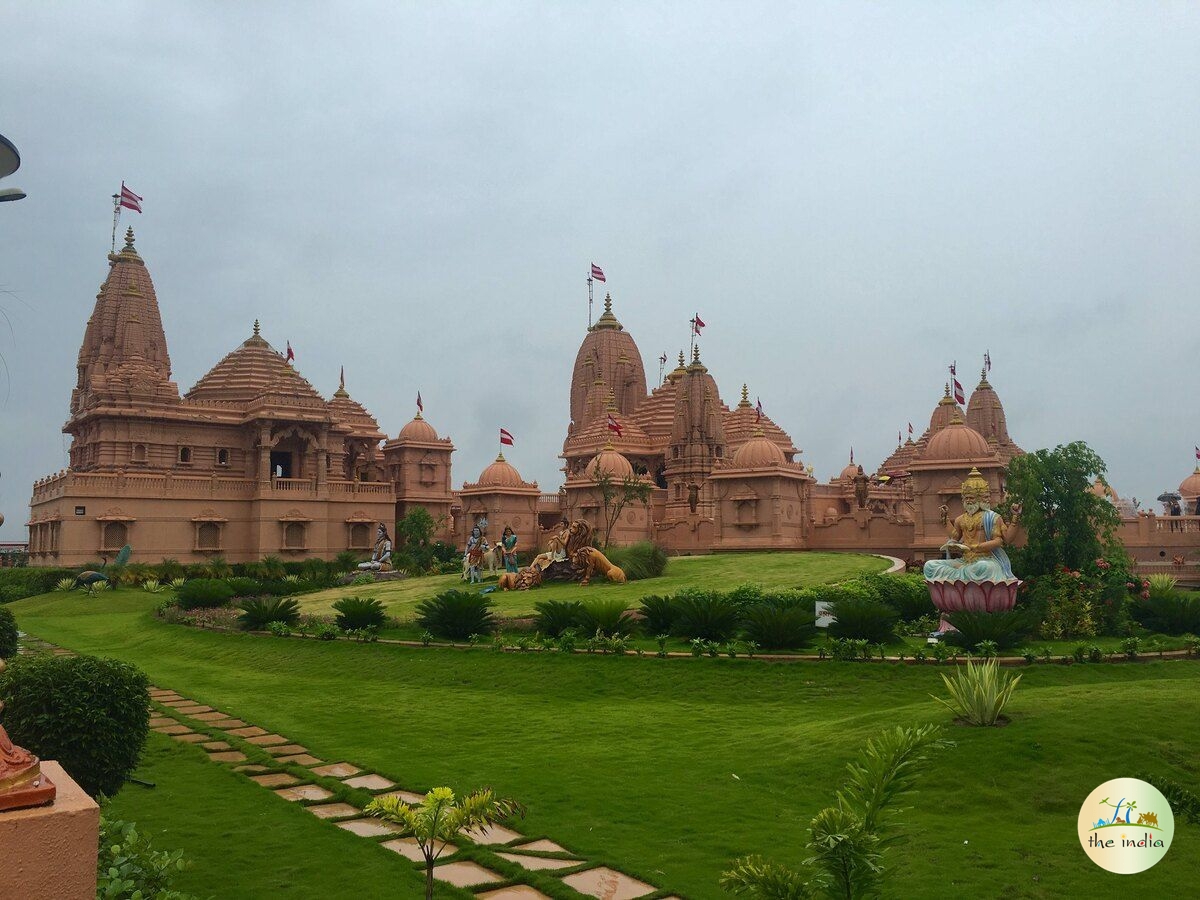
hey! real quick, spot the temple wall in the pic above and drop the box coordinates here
[709,473,808,551]
[806,509,916,560]
[456,489,541,555]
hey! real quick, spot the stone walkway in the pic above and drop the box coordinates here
[17,634,675,899]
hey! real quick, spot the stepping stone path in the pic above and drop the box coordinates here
[18,634,669,898]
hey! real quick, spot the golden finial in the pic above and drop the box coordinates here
[739,384,750,407]
[949,409,964,425]
[496,451,506,462]
[606,388,617,411]
[604,293,613,314]
[123,227,136,251]
[678,351,685,367]
[692,345,701,364]
[752,425,765,438]
[253,319,260,336]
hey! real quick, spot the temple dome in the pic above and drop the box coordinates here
[920,419,993,463]
[1180,467,1200,499]
[477,452,525,488]
[589,446,634,479]
[569,294,647,427]
[186,322,325,406]
[397,412,439,443]
[733,434,786,469]
[839,462,859,481]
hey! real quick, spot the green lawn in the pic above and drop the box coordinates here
[9,589,1200,898]
[298,551,891,618]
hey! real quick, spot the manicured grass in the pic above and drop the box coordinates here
[12,590,1200,898]
[298,551,891,618]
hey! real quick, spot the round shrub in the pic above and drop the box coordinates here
[827,598,898,644]
[672,590,741,641]
[332,596,387,631]
[0,654,149,798]
[638,595,677,635]
[225,577,262,598]
[416,590,495,640]
[0,607,18,659]
[741,602,817,650]
[534,600,585,637]
[238,596,301,630]
[175,578,234,610]
[943,610,1035,650]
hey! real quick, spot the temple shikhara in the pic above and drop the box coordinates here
[24,231,1200,570]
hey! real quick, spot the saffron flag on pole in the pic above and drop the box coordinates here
[590,263,606,282]
[606,414,623,437]
[416,391,423,413]
[499,428,514,446]
[286,341,295,363]
[908,422,914,437]
[953,378,965,405]
[1195,445,1199,460]
[755,397,763,423]
[693,314,706,335]
[985,350,992,373]
[119,182,143,213]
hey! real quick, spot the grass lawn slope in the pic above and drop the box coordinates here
[9,589,1200,898]
[297,551,891,617]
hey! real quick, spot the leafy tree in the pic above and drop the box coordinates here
[1000,442,1122,579]
[397,506,439,549]
[722,724,950,899]
[366,787,523,900]
[591,470,653,548]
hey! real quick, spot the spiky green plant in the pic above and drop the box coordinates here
[1147,573,1178,601]
[366,787,523,900]
[933,659,1021,726]
[141,580,166,594]
[722,724,950,899]
[169,578,186,590]
[54,577,75,592]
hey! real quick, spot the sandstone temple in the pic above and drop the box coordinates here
[24,231,1200,576]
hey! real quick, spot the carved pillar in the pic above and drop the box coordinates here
[317,428,329,491]
[257,424,272,484]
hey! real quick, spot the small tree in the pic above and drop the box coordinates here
[397,507,438,549]
[1000,441,1122,579]
[722,724,950,899]
[591,470,653,549]
[366,787,523,900]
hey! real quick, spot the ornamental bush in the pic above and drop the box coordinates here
[1035,569,1098,640]
[638,595,677,635]
[603,542,667,581]
[1131,590,1200,636]
[577,598,637,637]
[238,596,301,630]
[0,567,78,603]
[332,596,387,631]
[0,607,17,658]
[416,590,495,640]
[942,610,1035,651]
[225,577,262,598]
[857,573,935,621]
[175,578,234,610]
[0,654,149,798]
[827,598,898,644]
[534,599,585,637]
[671,590,741,641]
[740,601,817,650]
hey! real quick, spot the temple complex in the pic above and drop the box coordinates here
[23,237,1200,578]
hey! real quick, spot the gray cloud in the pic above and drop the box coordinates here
[3,2,1199,535]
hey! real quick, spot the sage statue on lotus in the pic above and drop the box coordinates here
[924,467,1021,627]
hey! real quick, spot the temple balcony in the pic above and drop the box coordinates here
[29,470,394,503]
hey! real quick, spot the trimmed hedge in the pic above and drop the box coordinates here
[175,578,234,610]
[0,606,17,658]
[0,567,78,604]
[0,654,149,798]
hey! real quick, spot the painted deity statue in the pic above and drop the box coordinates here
[923,468,1016,583]
[500,526,518,574]
[357,524,393,571]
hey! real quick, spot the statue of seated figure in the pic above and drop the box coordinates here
[357,524,393,571]
[924,468,1016,583]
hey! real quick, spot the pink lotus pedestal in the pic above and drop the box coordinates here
[926,579,1021,632]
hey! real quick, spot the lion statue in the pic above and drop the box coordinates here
[572,546,626,586]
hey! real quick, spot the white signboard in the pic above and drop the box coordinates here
[815,601,836,628]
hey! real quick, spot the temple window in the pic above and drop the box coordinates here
[178,446,193,465]
[196,522,221,551]
[349,523,371,549]
[419,463,436,486]
[217,448,230,467]
[102,521,128,551]
[132,443,147,464]
[284,522,306,549]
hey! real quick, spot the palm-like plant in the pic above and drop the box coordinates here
[722,725,949,899]
[933,659,1022,726]
[366,787,523,900]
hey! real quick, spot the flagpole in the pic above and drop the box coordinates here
[587,276,593,329]
[689,317,696,361]
[110,191,121,254]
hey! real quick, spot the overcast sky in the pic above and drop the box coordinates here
[2,2,1199,540]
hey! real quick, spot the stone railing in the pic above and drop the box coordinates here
[1154,516,1200,534]
[29,471,395,503]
